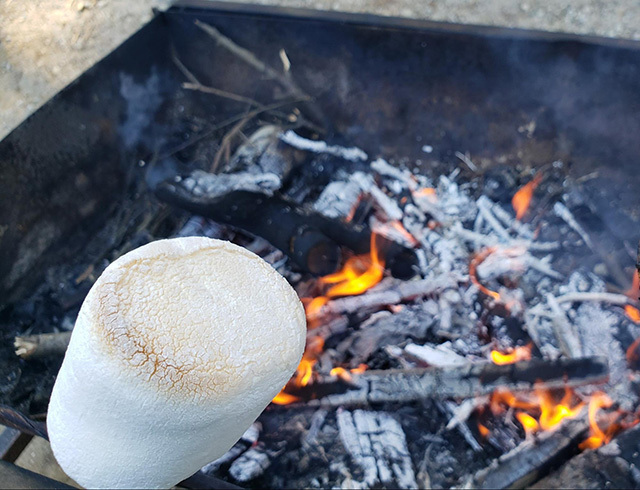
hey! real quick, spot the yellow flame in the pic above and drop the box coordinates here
[490,344,533,365]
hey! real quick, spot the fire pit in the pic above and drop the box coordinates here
[2,2,640,488]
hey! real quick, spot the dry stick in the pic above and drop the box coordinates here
[194,20,310,103]
[14,332,72,360]
[554,291,631,306]
[182,82,262,107]
[171,46,262,107]
[302,356,608,408]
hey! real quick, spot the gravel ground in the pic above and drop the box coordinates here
[1,0,639,140]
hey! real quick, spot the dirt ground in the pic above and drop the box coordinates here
[1,0,639,140]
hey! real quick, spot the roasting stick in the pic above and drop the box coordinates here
[14,332,71,360]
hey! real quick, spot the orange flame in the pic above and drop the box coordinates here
[469,247,501,301]
[330,367,353,382]
[272,337,325,405]
[625,270,640,300]
[329,364,367,383]
[537,385,584,430]
[490,343,533,365]
[625,305,640,324]
[512,173,543,220]
[271,391,301,405]
[414,187,437,202]
[489,385,584,435]
[579,392,614,450]
[351,363,368,374]
[305,233,385,319]
[627,336,640,365]
[478,422,490,438]
[516,412,539,435]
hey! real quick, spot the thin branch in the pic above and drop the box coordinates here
[171,45,200,85]
[209,96,310,173]
[194,20,314,106]
[182,82,262,107]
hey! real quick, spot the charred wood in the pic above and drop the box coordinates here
[308,276,459,323]
[336,409,417,489]
[156,173,416,277]
[461,416,589,489]
[302,357,608,407]
[531,423,640,489]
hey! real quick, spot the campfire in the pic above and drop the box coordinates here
[151,115,640,487]
[2,5,640,489]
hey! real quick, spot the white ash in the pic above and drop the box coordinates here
[370,157,427,192]
[314,177,363,219]
[546,293,583,358]
[523,305,563,360]
[183,169,282,198]
[370,216,418,248]
[560,270,606,295]
[404,342,468,367]
[435,174,477,222]
[228,445,272,482]
[337,410,417,489]
[475,246,562,282]
[303,409,329,448]
[476,195,512,243]
[424,232,468,275]
[280,130,368,162]
[484,196,534,239]
[336,305,435,362]
[553,201,594,249]
[573,302,633,409]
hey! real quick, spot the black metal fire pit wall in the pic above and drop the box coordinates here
[2,0,640,310]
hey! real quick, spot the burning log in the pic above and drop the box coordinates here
[531,423,640,489]
[462,415,590,489]
[156,171,417,277]
[336,409,418,489]
[300,357,608,407]
[308,275,460,324]
[14,332,72,360]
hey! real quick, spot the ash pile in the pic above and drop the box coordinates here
[150,122,640,489]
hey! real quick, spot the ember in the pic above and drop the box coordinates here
[490,343,533,365]
[512,173,543,220]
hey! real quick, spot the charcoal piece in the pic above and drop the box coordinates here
[481,165,518,203]
[531,424,640,489]
[156,172,417,277]
[463,416,589,489]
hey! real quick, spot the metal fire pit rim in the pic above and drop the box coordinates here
[170,0,640,51]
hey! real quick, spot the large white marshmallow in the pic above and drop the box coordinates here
[48,237,306,488]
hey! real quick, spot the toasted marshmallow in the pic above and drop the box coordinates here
[48,237,306,488]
